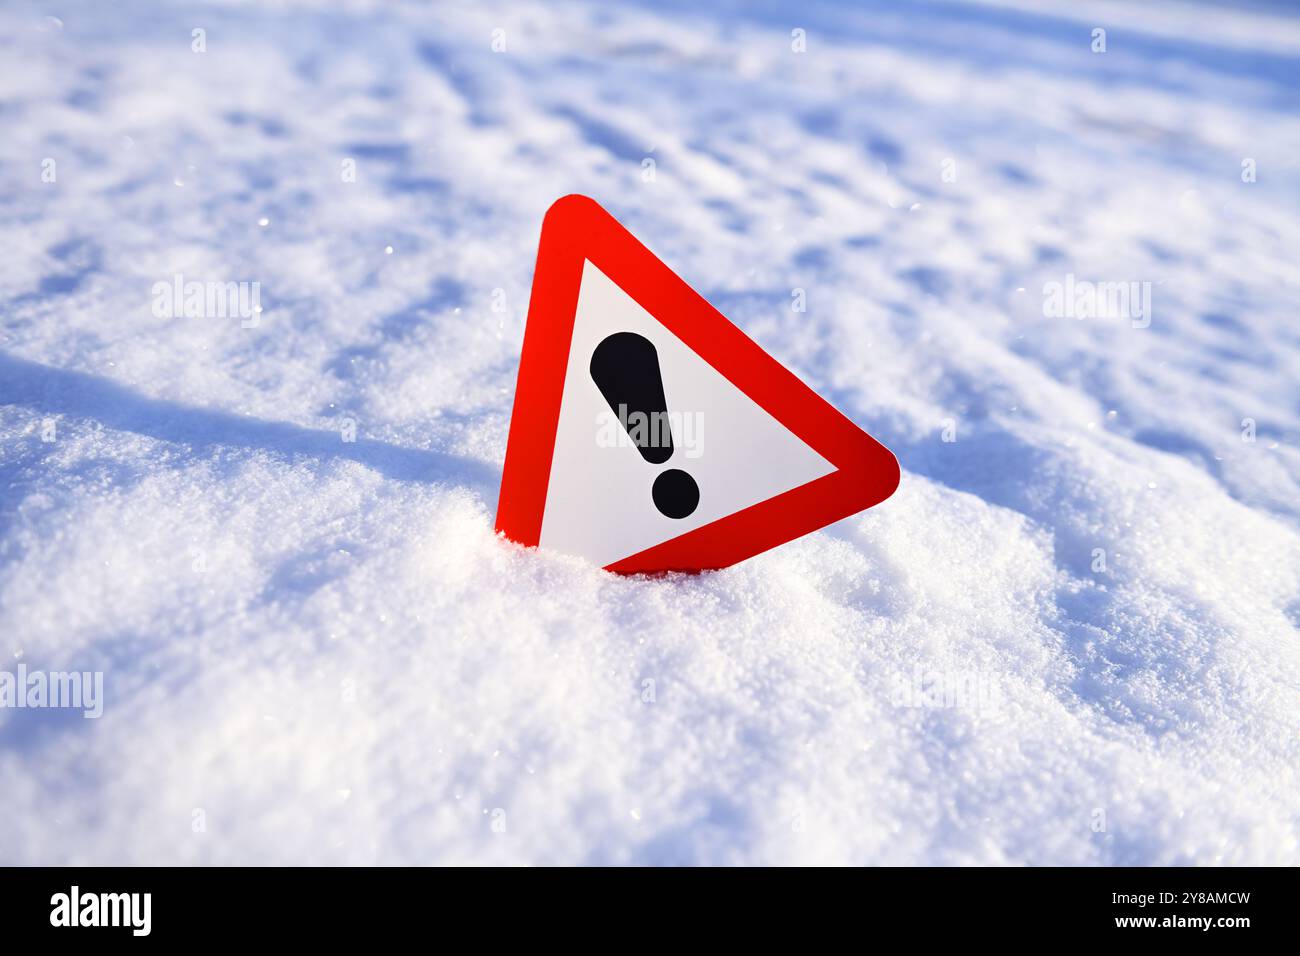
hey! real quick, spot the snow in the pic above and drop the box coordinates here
[1,0,1298,865]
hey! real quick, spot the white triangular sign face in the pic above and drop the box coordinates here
[538,261,835,568]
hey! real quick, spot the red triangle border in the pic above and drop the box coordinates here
[495,195,900,574]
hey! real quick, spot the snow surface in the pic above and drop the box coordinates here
[1,0,1298,865]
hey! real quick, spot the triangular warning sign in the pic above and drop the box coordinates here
[496,195,899,574]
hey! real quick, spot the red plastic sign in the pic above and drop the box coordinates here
[496,195,899,574]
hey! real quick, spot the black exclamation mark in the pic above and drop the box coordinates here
[590,332,700,519]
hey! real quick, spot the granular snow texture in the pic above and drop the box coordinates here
[1,0,1298,864]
